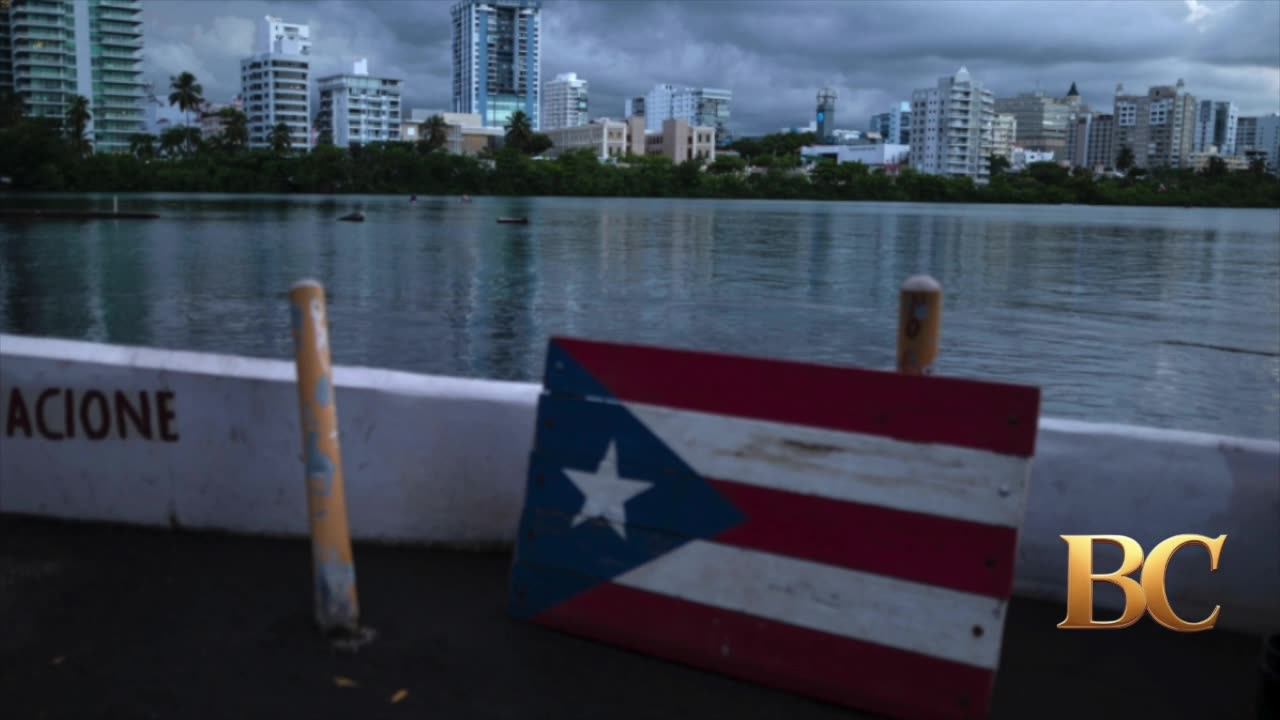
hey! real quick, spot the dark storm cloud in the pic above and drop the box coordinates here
[141,0,1280,135]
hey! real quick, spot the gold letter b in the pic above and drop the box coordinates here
[1057,535,1147,630]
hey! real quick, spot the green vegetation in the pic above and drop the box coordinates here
[0,87,1276,207]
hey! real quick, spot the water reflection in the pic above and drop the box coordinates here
[0,196,1276,440]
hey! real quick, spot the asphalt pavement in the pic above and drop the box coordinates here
[0,515,1267,720]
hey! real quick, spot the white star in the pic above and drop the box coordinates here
[563,441,653,540]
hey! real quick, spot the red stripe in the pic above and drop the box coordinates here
[551,337,1040,457]
[708,479,1018,599]
[537,581,994,720]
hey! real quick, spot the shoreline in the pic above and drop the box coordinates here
[2,191,1279,211]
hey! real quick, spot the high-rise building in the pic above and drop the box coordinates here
[1085,113,1116,169]
[1236,115,1259,152]
[993,83,1082,154]
[816,87,836,141]
[541,71,587,131]
[240,15,311,151]
[1241,114,1280,174]
[868,102,911,145]
[0,2,14,94]
[316,59,402,147]
[450,0,542,129]
[1113,80,1197,169]
[1193,100,1238,155]
[0,0,145,153]
[992,113,1016,159]
[1063,111,1116,169]
[641,84,731,142]
[624,95,643,118]
[909,66,995,182]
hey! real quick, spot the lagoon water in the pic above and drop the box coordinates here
[1,194,1277,439]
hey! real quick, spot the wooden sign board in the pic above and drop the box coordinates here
[509,337,1041,720]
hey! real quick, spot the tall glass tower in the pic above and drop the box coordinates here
[451,0,541,129]
[0,0,145,153]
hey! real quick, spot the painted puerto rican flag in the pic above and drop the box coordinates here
[509,337,1041,720]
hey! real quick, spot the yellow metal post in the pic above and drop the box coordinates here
[289,279,360,633]
[897,275,943,375]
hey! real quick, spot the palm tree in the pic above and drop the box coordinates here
[418,113,449,153]
[159,126,187,158]
[218,107,248,152]
[504,110,533,154]
[168,72,204,125]
[269,121,293,154]
[1115,145,1135,172]
[168,71,204,153]
[129,133,157,160]
[65,95,92,156]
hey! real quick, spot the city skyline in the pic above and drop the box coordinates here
[137,0,1280,136]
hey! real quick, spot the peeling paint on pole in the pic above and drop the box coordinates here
[289,279,359,632]
[897,275,943,376]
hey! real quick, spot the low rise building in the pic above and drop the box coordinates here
[401,109,503,155]
[544,118,631,159]
[200,96,245,140]
[1011,147,1056,169]
[800,143,910,171]
[1189,148,1251,172]
[547,116,712,164]
[643,118,716,164]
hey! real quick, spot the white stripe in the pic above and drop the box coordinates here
[615,541,1006,670]
[625,402,1031,528]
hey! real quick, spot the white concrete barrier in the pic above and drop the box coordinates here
[2,334,1277,633]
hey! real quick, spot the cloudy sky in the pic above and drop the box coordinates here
[141,0,1280,134]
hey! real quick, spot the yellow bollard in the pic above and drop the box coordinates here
[289,279,360,634]
[897,275,943,375]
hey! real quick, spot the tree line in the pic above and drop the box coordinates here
[0,71,1276,208]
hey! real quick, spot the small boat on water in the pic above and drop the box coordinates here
[497,217,528,225]
[338,212,365,223]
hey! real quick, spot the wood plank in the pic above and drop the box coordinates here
[513,512,1007,670]
[534,394,1034,529]
[544,336,1041,457]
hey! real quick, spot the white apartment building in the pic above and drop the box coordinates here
[909,67,996,182]
[541,72,588,131]
[1113,80,1197,170]
[316,59,403,147]
[992,113,1017,159]
[240,16,312,150]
